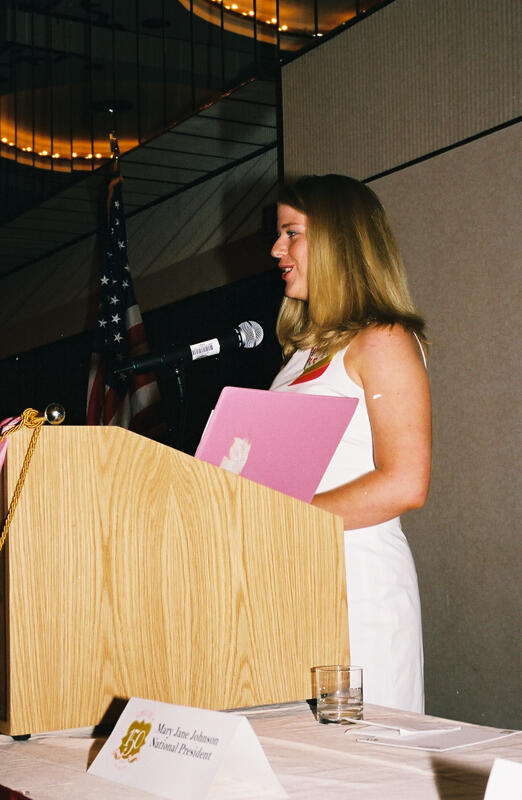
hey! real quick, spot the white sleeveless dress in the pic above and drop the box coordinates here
[270,347,424,712]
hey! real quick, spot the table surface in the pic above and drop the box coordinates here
[0,702,520,799]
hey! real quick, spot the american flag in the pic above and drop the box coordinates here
[86,169,163,437]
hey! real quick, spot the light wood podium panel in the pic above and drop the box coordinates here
[0,426,348,735]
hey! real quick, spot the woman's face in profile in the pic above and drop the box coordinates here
[271,204,309,301]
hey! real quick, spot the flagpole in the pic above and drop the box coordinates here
[108,107,120,164]
[109,131,120,163]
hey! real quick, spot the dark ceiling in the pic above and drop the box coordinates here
[0,0,385,277]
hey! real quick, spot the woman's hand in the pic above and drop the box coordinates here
[311,324,431,529]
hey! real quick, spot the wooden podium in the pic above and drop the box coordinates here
[0,426,348,736]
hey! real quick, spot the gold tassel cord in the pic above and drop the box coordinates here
[0,408,47,553]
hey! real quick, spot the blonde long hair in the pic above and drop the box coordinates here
[275,174,427,361]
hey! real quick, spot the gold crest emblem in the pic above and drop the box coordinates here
[116,719,152,762]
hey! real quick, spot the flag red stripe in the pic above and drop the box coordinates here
[131,402,163,435]
[104,387,125,426]
[86,365,106,424]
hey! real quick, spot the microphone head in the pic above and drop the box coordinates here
[238,320,264,349]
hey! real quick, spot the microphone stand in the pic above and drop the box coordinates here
[170,363,188,452]
[114,351,189,451]
[159,352,189,452]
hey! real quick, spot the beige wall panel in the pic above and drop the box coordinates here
[282,0,520,180]
[0,150,277,359]
[371,124,520,728]
[281,0,520,730]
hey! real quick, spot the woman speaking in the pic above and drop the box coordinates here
[270,174,431,712]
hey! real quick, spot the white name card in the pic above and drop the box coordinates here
[88,697,288,799]
[484,758,522,800]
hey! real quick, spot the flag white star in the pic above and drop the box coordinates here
[115,219,120,226]
[124,264,130,271]
[117,240,125,250]
[100,275,109,285]
[98,318,107,327]
[109,295,119,305]
[114,200,120,208]
[122,280,129,288]
[114,333,123,343]
[111,314,121,323]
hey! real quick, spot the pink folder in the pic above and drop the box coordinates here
[195,387,358,502]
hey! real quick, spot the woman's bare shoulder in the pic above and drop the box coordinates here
[345,324,425,382]
[351,323,420,357]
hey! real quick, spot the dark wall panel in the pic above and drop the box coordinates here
[1,268,284,456]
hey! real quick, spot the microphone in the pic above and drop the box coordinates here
[115,320,264,375]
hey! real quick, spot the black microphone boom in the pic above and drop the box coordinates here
[115,321,264,375]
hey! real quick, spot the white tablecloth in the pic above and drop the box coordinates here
[0,703,520,799]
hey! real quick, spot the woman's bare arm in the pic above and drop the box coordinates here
[311,325,431,529]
